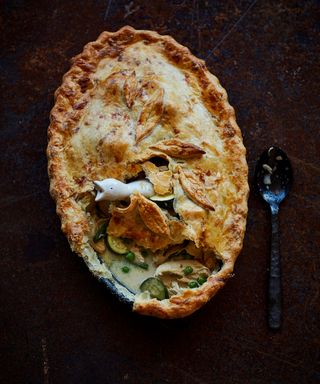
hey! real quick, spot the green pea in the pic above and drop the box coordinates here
[125,252,135,262]
[183,266,193,276]
[188,281,199,289]
[121,266,130,273]
[197,276,207,285]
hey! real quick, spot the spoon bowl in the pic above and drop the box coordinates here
[254,146,293,330]
[255,146,293,211]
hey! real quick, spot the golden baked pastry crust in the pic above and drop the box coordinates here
[47,26,249,318]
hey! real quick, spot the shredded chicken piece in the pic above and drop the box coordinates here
[153,243,186,265]
[164,243,186,258]
[126,243,145,263]
[155,260,210,291]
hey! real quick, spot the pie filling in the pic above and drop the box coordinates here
[77,164,223,300]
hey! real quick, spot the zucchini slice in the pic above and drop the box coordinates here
[140,277,168,300]
[150,194,175,202]
[107,235,128,255]
[150,194,175,209]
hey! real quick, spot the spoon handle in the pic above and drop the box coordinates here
[268,207,282,330]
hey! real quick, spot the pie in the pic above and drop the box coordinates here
[47,26,249,318]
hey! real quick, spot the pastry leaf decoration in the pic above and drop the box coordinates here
[138,194,170,235]
[150,139,205,159]
[123,71,138,108]
[136,87,164,143]
[178,168,215,211]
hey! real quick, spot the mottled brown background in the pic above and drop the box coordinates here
[1,1,319,383]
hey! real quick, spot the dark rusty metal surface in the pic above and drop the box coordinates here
[1,1,319,383]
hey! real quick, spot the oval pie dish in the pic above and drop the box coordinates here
[47,26,249,319]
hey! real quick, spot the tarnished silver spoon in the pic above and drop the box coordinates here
[254,146,293,330]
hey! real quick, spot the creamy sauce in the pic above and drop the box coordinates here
[100,249,156,293]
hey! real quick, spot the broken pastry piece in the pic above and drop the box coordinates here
[47,27,249,319]
[142,161,172,195]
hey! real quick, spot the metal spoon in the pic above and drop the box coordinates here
[254,146,293,330]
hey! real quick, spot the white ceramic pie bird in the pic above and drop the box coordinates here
[94,178,155,201]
